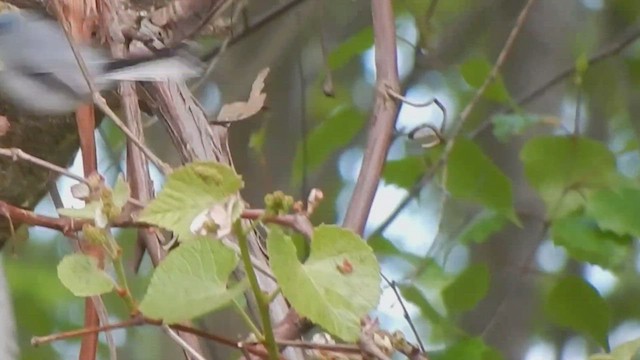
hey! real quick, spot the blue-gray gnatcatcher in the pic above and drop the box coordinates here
[0,10,203,115]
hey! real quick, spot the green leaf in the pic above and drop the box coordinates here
[491,113,540,142]
[368,234,404,257]
[57,203,100,220]
[139,237,247,323]
[292,105,366,185]
[433,337,503,360]
[458,210,508,244]
[447,139,518,223]
[590,337,640,360]
[545,276,610,350]
[551,213,632,269]
[441,263,490,314]
[268,225,381,341]
[140,162,243,239]
[57,254,114,297]
[328,27,373,70]
[112,175,131,209]
[586,188,640,237]
[383,156,427,189]
[460,58,511,104]
[400,285,445,322]
[521,136,617,219]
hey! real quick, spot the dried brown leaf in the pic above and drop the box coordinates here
[217,67,270,122]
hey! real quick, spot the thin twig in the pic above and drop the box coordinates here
[446,0,537,141]
[380,274,425,353]
[468,26,640,138]
[0,148,88,184]
[201,0,308,62]
[94,100,173,175]
[162,325,207,360]
[31,317,145,346]
[190,1,247,91]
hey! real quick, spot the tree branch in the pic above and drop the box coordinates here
[342,0,401,235]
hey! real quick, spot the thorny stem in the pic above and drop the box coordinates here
[235,221,280,360]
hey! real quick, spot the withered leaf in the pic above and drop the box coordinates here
[217,67,270,122]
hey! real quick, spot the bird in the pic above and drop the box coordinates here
[0,10,203,115]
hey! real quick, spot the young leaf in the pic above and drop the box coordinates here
[521,136,617,219]
[586,188,640,238]
[267,225,381,341]
[545,276,611,350]
[57,254,114,297]
[447,139,518,223]
[441,263,490,314]
[460,58,512,104]
[140,162,243,239]
[139,237,247,323]
[551,213,631,269]
[57,202,102,221]
[112,175,131,210]
[292,105,366,185]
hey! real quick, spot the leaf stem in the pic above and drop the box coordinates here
[234,221,280,360]
[233,300,263,338]
[111,241,137,312]
[266,288,282,304]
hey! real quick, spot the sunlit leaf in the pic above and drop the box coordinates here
[139,237,246,323]
[447,139,518,223]
[442,263,489,314]
[521,136,617,219]
[551,213,631,269]
[57,254,114,297]
[545,276,610,350]
[140,162,243,239]
[268,225,381,341]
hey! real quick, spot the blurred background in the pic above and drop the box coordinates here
[4,0,640,359]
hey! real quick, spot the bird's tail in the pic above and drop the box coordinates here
[101,47,203,82]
